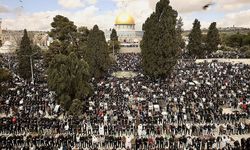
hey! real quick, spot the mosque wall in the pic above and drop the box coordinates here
[0,30,50,51]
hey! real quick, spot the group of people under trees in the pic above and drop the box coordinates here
[0,53,250,150]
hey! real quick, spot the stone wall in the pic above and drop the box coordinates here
[0,30,49,50]
[119,47,141,53]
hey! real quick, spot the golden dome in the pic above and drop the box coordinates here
[115,12,135,25]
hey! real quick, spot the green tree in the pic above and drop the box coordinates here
[225,33,244,48]
[205,22,220,54]
[245,50,250,58]
[85,25,111,78]
[176,17,185,51]
[242,34,250,46]
[110,28,118,41]
[46,15,92,112]
[109,29,120,54]
[220,45,234,51]
[0,58,11,94]
[45,15,78,66]
[47,52,92,110]
[141,0,179,78]
[17,29,33,79]
[239,45,250,58]
[49,15,77,43]
[239,45,250,53]
[75,26,89,58]
[45,41,65,67]
[32,45,43,59]
[201,34,207,44]
[0,66,11,95]
[187,19,203,58]
[220,33,228,45]
[68,99,83,117]
[224,33,250,48]
[78,26,89,42]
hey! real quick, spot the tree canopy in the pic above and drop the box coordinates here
[85,25,111,78]
[46,15,92,112]
[187,19,203,58]
[45,15,79,66]
[224,33,250,48]
[47,52,92,110]
[205,22,220,54]
[49,15,77,43]
[176,17,185,52]
[141,0,179,78]
[17,29,33,79]
[109,29,120,54]
[0,65,11,95]
[110,28,118,41]
[76,26,89,58]
[68,99,84,117]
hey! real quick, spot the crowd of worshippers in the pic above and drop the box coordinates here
[0,53,250,149]
[110,53,142,72]
[182,50,246,59]
[207,51,246,59]
[0,134,250,150]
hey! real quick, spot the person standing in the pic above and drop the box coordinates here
[125,135,132,149]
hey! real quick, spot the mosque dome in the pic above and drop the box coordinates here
[115,12,135,25]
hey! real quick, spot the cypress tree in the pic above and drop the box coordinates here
[110,28,118,41]
[47,52,91,110]
[176,17,185,54]
[46,15,92,111]
[141,0,179,78]
[75,26,90,58]
[86,25,111,78]
[109,28,120,54]
[187,19,203,58]
[17,29,33,79]
[206,22,220,54]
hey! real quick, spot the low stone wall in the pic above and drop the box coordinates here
[119,47,141,53]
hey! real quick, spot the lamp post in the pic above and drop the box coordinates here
[30,56,34,84]
[21,51,38,85]
[30,51,39,84]
[7,54,11,70]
